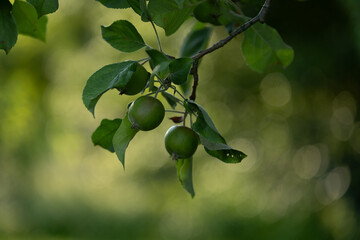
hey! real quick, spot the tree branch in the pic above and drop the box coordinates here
[189,60,199,101]
[188,0,271,101]
[192,0,271,61]
[259,0,271,23]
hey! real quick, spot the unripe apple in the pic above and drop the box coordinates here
[118,64,149,95]
[128,96,165,131]
[164,126,199,159]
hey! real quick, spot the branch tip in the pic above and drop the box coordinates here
[189,0,271,102]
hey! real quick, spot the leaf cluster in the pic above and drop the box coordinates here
[0,0,58,54]
[82,0,295,197]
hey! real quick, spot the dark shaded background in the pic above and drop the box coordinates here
[0,0,359,239]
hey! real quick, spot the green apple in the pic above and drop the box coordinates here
[164,126,199,159]
[128,96,165,131]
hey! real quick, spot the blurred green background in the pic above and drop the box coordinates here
[1,0,360,239]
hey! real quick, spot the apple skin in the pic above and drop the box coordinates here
[128,96,165,131]
[164,126,199,159]
[118,64,149,95]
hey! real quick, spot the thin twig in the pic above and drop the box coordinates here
[189,60,199,101]
[165,110,186,114]
[155,74,165,84]
[143,89,166,97]
[136,57,149,62]
[165,54,175,60]
[183,112,187,126]
[150,20,163,53]
[154,86,162,98]
[170,85,187,100]
[259,0,271,23]
[192,0,270,61]
[140,59,149,66]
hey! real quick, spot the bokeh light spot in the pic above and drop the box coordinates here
[260,72,291,107]
[293,145,322,179]
[325,166,351,201]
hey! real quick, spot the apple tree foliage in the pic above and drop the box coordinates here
[0,0,294,197]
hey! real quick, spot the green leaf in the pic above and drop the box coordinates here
[151,8,193,36]
[148,75,155,91]
[127,0,149,22]
[179,76,193,97]
[179,24,212,95]
[217,4,247,27]
[169,57,194,85]
[145,48,169,69]
[82,61,148,116]
[176,157,195,197]
[113,112,139,168]
[0,0,17,54]
[175,0,185,8]
[145,48,170,79]
[193,0,222,25]
[92,118,122,152]
[147,0,179,13]
[148,0,199,36]
[101,20,146,52]
[161,91,180,109]
[186,100,247,163]
[127,0,141,14]
[180,25,212,58]
[12,0,47,42]
[242,23,294,73]
[26,0,58,17]
[96,0,130,9]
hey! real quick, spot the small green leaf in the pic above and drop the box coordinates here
[148,0,200,36]
[101,20,146,52]
[147,74,155,92]
[92,118,122,152]
[193,0,222,25]
[161,91,180,109]
[127,0,141,14]
[12,0,48,42]
[151,61,170,80]
[127,0,149,22]
[145,48,170,79]
[205,148,246,164]
[242,23,294,73]
[82,61,148,116]
[176,157,195,197]
[26,0,58,17]
[179,24,212,95]
[96,0,130,9]
[147,0,179,13]
[151,8,193,36]
[169,57,194,85]
[145,48,170,69]
[113,112,139,168]
[186,100,246,163]
[180,25,212,58]
[175,0,185,8]
[0,0,17,54]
